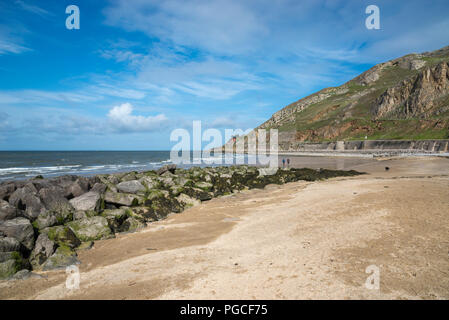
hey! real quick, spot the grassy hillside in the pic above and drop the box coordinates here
[258,46,449,142]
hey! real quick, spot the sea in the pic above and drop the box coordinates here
[0,151,378,182]
[0,151,260,181]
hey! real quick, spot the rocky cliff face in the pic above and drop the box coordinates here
[259,86,349,129]
[252,45,449,144]
[373,61,449,119]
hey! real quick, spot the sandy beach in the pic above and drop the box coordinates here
[1,156,448,300]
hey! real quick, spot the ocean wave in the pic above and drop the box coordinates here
[0,165,82,175]
[0,153,259,181]
[80,166,107,171]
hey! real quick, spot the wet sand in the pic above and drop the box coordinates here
[1,156,448,300]
[276,155,378,170]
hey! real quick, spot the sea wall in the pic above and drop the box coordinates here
[278,139,449,153]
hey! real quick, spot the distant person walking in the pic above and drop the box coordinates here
[287,158,290,168]
[282,158,286,168]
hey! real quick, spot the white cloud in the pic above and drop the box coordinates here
[0,39,30,55]
[92,84,146,100]
[361,19,449,62]
[98,0,379,101]
[99,49,144,66]
[107,103,168,132]
[0,90,102,105]
[103,0,266,55]
[171,79,257,100]
[0,1,51,56]
[103,0,449,64]
[0,84,147,106]
[0,103,171,137]
[15,0,51,17]
[129,46,262,100]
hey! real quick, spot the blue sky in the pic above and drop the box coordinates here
[0,0,448,150]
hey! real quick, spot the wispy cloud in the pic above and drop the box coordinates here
[0,1,52,56]
[98,49,145,66]
[208,116,252,130]
[103,0,266,55]
[2,0,449,149]
[0,25,30,55]
[0,90,102,105]
[0,10,31,56]
[15,0,51,17]
[0,39,30,55]
[99,0,379,102]
[0,82,149,106]
[91,84,147,100]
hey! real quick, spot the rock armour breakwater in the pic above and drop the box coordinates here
[0,165,362,279]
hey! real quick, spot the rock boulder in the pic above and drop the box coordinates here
[69,191,102,212]
[67,216,113,241]
[0,237,21,253]
[29,234,56,269]
[157,164,177,175]
[0,200,17,222]
[42,225,81,249]
[104,191,141,207]
[0,218,35,251]
[8,187,45,220]
[116,180,146,194]
[42,246,79,271]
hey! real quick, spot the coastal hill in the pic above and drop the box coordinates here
[257,45,449,144]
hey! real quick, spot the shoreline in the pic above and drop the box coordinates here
[0,156,448,299]
[276,151,449,158]
[1,150,448,182]
[0,164,362,282]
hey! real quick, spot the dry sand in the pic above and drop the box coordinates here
[1,156,448,300]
